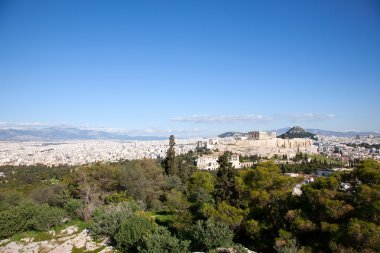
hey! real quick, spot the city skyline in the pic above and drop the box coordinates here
[1,0,379,137]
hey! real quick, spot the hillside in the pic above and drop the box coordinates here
[278,126,317,140]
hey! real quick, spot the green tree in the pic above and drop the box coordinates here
[354,159,380,185]
[202,201,244,229]
[188,171,215,194]
[119,159,164,209]
[176,151,197,183]
[187,171,216,205]
[345,218,380,252]
[235,162,296,251]
[286,160,380,252]
[164,189,190,212]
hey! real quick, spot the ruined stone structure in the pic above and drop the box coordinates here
[248,131,276,140]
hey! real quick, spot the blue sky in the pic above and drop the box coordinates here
[0,0,379,137]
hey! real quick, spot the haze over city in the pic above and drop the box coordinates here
[1,0,379,137]
[2,2,380,253]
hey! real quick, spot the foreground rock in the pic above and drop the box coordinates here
[0,225,114,253]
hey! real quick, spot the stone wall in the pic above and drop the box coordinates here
[214,138,317,158]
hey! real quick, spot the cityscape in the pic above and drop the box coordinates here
[0,1,379,253]
[1,128,379,167]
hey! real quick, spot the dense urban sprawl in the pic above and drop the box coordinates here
[0,134,378,167]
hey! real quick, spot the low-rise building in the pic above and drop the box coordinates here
[316,170,333,177]
[230,154,240,168]
[196,155,219,170]
[196,153,252,170]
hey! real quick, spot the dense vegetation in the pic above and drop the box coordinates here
[280,153,344,174]
[0,138,379,252]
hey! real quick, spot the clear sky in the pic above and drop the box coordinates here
[0,0,379,137]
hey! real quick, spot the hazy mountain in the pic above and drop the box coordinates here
[218,132,245,138]
[271,127,291,135]
[2,126,378,142]
[0,127,166,141]
[306,128,379,137]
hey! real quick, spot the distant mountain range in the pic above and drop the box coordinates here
[0,126,378,142]
[305,129,379,137]
[0,127,166,141]
[218,132,245,138]
[219,127,379,138]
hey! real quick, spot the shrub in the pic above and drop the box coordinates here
[0,201,65,239]
[114,215,156,252]
[191,219,234,251]
[104,191,127,205]
[30,185,70,207]
[63,198,83,218]
[138,226,190,253]
[89,202,134,240]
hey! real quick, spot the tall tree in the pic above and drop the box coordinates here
[164,135,176,176]
[214,152,237,204]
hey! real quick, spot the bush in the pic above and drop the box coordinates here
[63,198,83,218]
[114,215,156,252]
[191,219,234,251]
[89,202,134,240]
[0,191,24,211]
[138,226,190,253]
[30,185,70,207]
[0,201,65,239]
[104,191,127,205]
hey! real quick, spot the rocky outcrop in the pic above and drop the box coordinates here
[0,225,114,253]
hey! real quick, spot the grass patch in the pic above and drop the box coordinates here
[72,245,107,253]
[149,210,175,226]
[8,220,90,243]
[11,230,54,242]
[54,219,91,234]
[308,154,343,165]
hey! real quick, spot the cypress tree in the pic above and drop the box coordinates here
[214,152,237,204]
[164,135,176,175]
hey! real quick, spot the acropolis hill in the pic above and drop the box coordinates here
[202,131,316,159]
